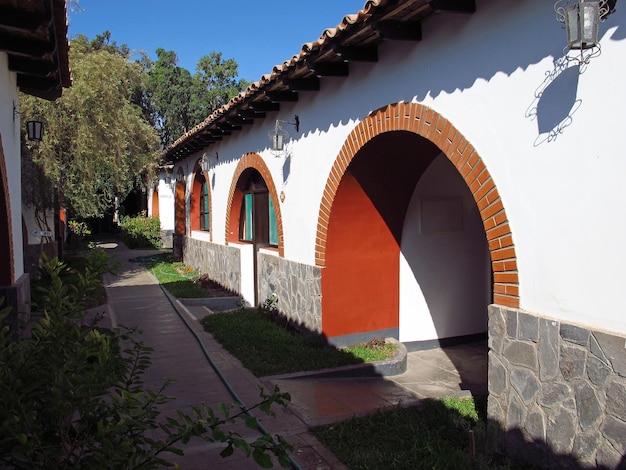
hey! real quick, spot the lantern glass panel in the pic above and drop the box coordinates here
[272,134,284,151]
[565,2,599,50]
[26,121,43,141]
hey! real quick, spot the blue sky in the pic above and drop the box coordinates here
[68,1,366,83]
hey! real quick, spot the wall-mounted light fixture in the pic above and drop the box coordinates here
[175,168,185,184]
[269,115,300,153]
[13,101,44,141]
[200,152,219,172]
[555,0,613,64]
[26,120,44,141]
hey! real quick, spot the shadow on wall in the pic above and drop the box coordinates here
[295,0,625,151]
[487,416,626,469]
[526,58,581,145]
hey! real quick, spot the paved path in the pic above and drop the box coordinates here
[98,238,487,469]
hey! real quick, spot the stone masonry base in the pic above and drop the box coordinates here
[488,305,626,469]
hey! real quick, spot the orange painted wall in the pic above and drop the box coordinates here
[151,189,159,217]
[175,182,185,234]
[190,177,201,231]
[322,171,399,337]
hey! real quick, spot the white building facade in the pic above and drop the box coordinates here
[0,0,71,336]
[155,0,626,466]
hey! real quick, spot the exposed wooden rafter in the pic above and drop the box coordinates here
[0,0,71,100]
[250,101,281,112]
[265,91,299,102]
[238,108,267,119]
[430,0,476,13]
[306,61,349,77]
[333,45,378,62]
[374,20,422,41]
[282,77,320,91]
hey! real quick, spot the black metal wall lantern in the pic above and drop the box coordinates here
[13,101,44,141]
[26,120,44,141]
[200,152,218,172]
[555,0,615,64]
[269,115,300,153]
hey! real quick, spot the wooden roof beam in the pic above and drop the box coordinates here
[250,101,280,112]
[0,29,56,56]
[306,61,349,77]
[238,108,266,119]
[0,5,49,32]
[8,55,57,77]
[265,91,299,102]
[430,0,476,13]
[333,45,378,62]
[282,77,320,91]
[374,20,422,41]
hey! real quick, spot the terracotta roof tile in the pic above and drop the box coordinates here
[163,0,434,161]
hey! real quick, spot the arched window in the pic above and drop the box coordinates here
[238,172,277,248]
[200,179,209,231]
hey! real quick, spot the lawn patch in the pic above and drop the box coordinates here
[312,397,535,469]
[200,309,364,376]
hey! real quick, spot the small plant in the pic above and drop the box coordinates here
[0,254,293,468]
[342,338,397,362]
[119,215,162,249]
[260,293,279,314]
[67,219,93,250]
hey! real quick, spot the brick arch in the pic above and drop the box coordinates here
[189,162,213,237]
[151,187,159,217]
[224,153,284,257]
[315,102,519,308]
[0,134,14,285]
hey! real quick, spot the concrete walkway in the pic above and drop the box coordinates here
[98,238,487,469]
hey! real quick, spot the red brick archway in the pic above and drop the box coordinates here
[315,102,519,309]
[0,135,14,285]
[225,153,284,257]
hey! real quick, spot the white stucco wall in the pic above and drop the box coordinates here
[22,206,55,245]
[153,178,174,231]
[0,52,25,280]
[180,0,626,335]
[400,154,491,342]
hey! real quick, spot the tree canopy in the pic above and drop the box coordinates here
[146,49,249,147]
[20,32,250,220]
[21,34,160,219]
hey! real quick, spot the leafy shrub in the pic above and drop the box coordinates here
[31,250,117,313]
[119,215,161,249]
[0,253,292,468]
[67,219,93,250]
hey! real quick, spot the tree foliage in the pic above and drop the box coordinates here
[146,49,249,147]
[190,51,250,125]
[19,31,250,218]
[145,48,194,147]
[20,34,160,219]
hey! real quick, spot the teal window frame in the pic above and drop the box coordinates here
[200,180,209,231]
[269,196,278,246]
[242,193,253,241]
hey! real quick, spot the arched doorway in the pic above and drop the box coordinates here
[174,168,186,236]
[0,138,13,286]
[190,167,210,234]
[226,153,283,306]
[317,102,518,344]
[151,187,159,217]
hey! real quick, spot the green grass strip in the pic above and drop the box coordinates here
[201,310,364,376]
[312,397,535,470]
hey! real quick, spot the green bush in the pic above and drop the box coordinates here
[67,219,93,250]
[0,253,292,469]
[119,215,161,249]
